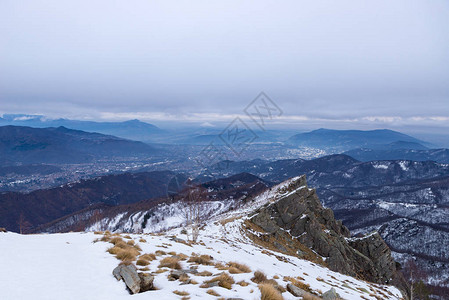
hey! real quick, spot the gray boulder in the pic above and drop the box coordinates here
[113,264,141,294]
[322,287,339,300]
[138,272,154,292]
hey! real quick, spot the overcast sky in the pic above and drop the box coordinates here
[1,0,448,132]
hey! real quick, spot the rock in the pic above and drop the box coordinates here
[0,228,7,233]
[138,273,154,292]
[112,264,141,294]
[184,268,198,274]
[322,287,339,300]
[250,175,409,297]
[286,283,307,297]
[168,269,186,280]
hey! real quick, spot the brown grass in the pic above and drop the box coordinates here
[115,247,139,261]
[227,261,251,273]
[139,238,147,243]
[110,237,124,245]
[177,253,189,261]
[251,271,268,283]
[155,250,167,256]
[188,254,213,265]
[285,276,312,293]
[196,271,213,277]
[136,259,150,266]
[237,280,249,286]
[139,253,156,261]
[173,290,189,296]
[123,235,132,239]
[158,257,181,269]
[154,268,168,273]
[206,289,220,296]
[302,294,321,300]
[205,273,235,290]
[259,283,284,300]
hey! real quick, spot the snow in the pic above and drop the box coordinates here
[0,176,404,300]
[0,232,128,300]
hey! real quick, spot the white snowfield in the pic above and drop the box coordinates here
[0,177,404,300]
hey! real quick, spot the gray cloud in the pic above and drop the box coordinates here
[1,0,448,129]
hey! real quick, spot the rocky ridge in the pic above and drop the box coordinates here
[248,175,409,296]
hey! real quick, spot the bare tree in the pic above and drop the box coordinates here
[18,213,32,234]
[403,258,431,300]
[179,179,208,242]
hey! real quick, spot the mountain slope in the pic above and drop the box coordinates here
[287,128,427,151]
[0,125,158,165]
[0,171,176,233]
[0,176,406,300]
[0,115,164,142]
[344,148,449,163]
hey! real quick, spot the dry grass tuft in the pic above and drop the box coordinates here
[158,257,181,269]
[115,247,139,261]
[214,262,228,270]
[251,271,268,283]
[154,268,168,273]
[100,235,111,242]
[139,267,150,271]
[196,270,213,277]
[126,239,135,246]
[206,289,220,296]
[286,276,312,293]
[188,254,213,265]
[136,259,150,266]
[227,261,251,273]
[173,290,189,296]
[259,283,284,300]
[123,235,132,239]
[205,273,235,290]
[155,250,167,256]
[177,253,189,261]
[140,253,156,261]
[107,246,121,255]
[110,237,124,245]
[168,251,177,256]
[237,280,249,287]
[139,238,147,243]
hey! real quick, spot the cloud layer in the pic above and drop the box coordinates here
[1,0,448,129]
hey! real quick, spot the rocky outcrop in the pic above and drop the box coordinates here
[112,263,154,294]
[250,175,409,297]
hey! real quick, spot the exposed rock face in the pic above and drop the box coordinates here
[250,175,409,297]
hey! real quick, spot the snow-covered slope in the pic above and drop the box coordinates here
[0,176,405,299]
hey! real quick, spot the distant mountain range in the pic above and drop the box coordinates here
[0,114,164,142]
[0,125,159,165]
[287,128,432,151]
[344,148,449,163]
